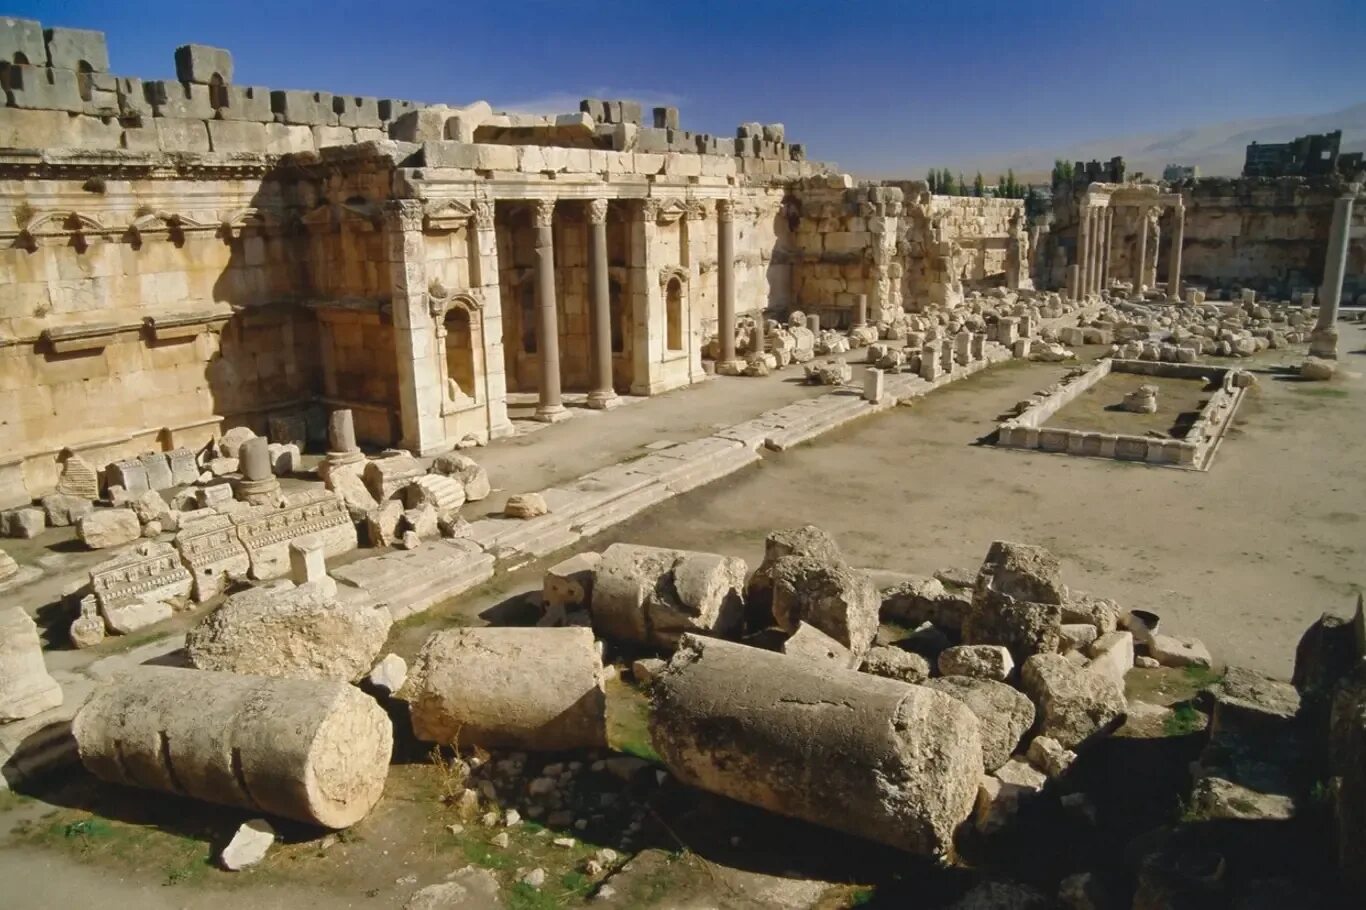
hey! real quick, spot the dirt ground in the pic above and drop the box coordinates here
[1048,371,1214,438]
[2,325,1363,908]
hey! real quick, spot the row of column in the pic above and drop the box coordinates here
[1074,203,1185,301]
[529,197,742,421]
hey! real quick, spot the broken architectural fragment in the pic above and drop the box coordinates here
[0,605,63,721]
[591,544,745,649]
[1020,653,1127,750]
[186,583,392,682]
[73,666,392,828]
[924,675,1035,772]
[768,556,880,659]
[649,635,983,858]
[404,627,607,751]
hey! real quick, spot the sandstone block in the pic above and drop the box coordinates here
[650,635,982,857]
[0,605,63,722]
[782,621,857,669]
[432,452,491,501]
[926,675,1035,772]
[220,819,273,871]
[1021,652,1127,750]
[746,524,845,621]
[174,44,232,85]
[592,543,745,649]
[859,644,931,683]
[77,509,140,549]
[1148,634,1212,669]
[505,492,548,519]
[186,584,392,683]
[73,666,391,828]
[938,644,1014,681]
[1,507,44,539]
[40,492,93,527]
[543,551,600,615]
[404,627,607,751]
[363,454,424,502]
[1084,630,1134,687]
[769,555,879,658]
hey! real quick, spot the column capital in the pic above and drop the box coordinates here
[532,199,556,228]
[587,198,609,225]
[382,198,425,233]
[472,200,494,229]
[717,198,735,223]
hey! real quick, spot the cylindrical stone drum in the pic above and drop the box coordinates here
[404,627,607,751]
[649,635,983,858]
[72,666,392,828]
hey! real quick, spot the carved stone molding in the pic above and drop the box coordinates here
[423,199,476,233]
[472,200,494,229]
[428,281,484,320]
[717,198,735,223]
[532,199,556,228]
[657,265,689,290]
[587,198,609,225]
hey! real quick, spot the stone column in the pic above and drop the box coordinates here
[472,200,514,439]
[1066,264,1080,301]
[585,198,619,409]
[1167,203,1185,300]
[532,199,569,422]
[855,293,869,327]
[1099,208,1113,294]
[1089,209,1103,296]
[1310,191,1357,359]
[1075,206,1092,301]
[716,199,740,370]
[384,200,446,453]
[1134,206,1148,292]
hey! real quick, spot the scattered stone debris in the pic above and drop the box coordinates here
[220,819,275,871]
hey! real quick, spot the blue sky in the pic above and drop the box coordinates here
[12,0,1365,174]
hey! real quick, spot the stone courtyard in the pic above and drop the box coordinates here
[1,14,1365,910]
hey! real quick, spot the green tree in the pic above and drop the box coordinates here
[927,169,938,193]
[973,172,985,197]
[941,170,957,196]
[958,173,967,197]
[1007,168,1019,198]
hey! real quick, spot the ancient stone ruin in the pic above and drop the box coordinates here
[0,12,1362,908]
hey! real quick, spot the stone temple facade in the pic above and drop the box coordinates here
[0,20,1034,508]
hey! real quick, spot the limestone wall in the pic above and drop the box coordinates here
[1176,178,1366,299]
[789,177,902,326]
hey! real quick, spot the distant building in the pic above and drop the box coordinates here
[1242,130,1360,178]
[1163,164,1199,182]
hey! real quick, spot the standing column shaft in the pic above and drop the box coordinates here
[1167,204,1185,300]
[1311,191,1357,359]
[1075,206,1092,301]
[717,199,737,364]
[1099,208,1112,293]
[533,199,567,421]
[1090,209,1103,295]
[586,199,618,409]
[1135,207,1149,292]
[855,293,868,327]
[1317,193,1355,330]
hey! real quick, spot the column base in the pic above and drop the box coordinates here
[1309,327,1339,360]
[235,476,281,505]
[714,359,746,376]
[533,405,573,423]
[586,391,621,410]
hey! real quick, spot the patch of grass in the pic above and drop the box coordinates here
[850,885,877,906]
[1182,665,1225,690]
[1290,385,1348,398]
[605,676,663,763]
[61,818,115,840]
[1163,703,1204,737]
[462,839,520,872]
[1228,796,1259,815]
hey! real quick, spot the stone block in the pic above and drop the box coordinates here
[652,105,680,129]
[43,26,108,72]
[115,76,145,118]
[334,94,381,129]
[579,98,607,121]
[270,88,336,126]
[263,122,313,154]
[154,117,211,153]
[166,448,199,486]
[207,119,268,153]
[107,459,149,494]
[543,551,600,616]
[422,140,517,170]
[174,44,232,85]
[217,85,272,122]
[0,64,83,112]
[0,17,45,66]
[138,452,173,490]
[312,125,354,147]
[389,106,449,142]
[143,80,212,119]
